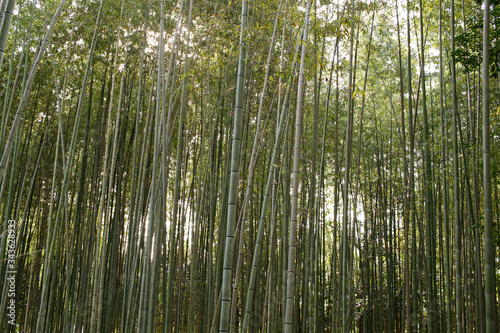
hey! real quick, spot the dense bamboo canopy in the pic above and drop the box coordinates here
[0,0,499,331]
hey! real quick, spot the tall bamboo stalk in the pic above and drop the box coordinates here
[438,0,452,329]
[284,2,312,332]
[482,0,497,330]
[218,0,248,331]
[450,0,463,330]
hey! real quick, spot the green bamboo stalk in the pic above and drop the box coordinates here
[395,0,410,329]
[341,0,356,330]
[450,0,462,330]
[438,0,452,330]
[0,0,15,69]
[284,2,312,332]
[418,0,437,329]
[240,30,298,333]
[218,0,248,331]
[482,0,497,330]
[233,2,283,331]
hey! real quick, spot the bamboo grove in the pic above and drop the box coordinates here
[0,0,499,331]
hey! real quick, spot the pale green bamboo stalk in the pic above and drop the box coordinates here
[281,82,294,331]
[240,30,300,333]
[218,0,248,331]
[284,2,312,332]
[330,6,342,332]
[316,35,330,333]
[240,33,299,333]
[229,2,282,331]
[266,169,279,333]
[276,20,288,333]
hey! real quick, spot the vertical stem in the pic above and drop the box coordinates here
[483,0,497,330]
[342,0,356,330]
[438,0,452,330]
[284,2,312,332]
[450,0,463,330]
[218,0,248,331]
